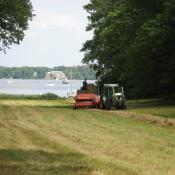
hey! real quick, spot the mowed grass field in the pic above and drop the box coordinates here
[0,99,175,175]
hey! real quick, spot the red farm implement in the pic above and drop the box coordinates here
[75,83,100,109]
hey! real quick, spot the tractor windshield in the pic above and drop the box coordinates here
[103,87,113,96]
[115,86,120,93]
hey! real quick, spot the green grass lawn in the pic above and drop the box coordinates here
[0,99,175,175]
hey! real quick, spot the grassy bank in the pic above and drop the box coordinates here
[127,99,175,119]
[0,93,64,100]
[0,99,174,175]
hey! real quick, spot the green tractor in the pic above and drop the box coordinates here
[100,84,126,110]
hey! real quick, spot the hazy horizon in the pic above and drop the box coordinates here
[0,65,89,68]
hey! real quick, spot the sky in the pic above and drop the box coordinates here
[1,0,92,67]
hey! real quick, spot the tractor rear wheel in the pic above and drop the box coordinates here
[105,100,112,110]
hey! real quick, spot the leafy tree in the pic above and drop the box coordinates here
[0,0,33,52]
[82,0,175,98]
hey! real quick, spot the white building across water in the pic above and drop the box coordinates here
[45,71,66,80]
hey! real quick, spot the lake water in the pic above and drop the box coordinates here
[0,79,95,97]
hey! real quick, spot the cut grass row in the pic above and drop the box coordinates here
[0,99,174,175]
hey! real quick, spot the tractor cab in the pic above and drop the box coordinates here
[101,84,126,110]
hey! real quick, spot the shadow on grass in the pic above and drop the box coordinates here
[0,104,74,110]
[0,149,92,175]
[128,98,175,109]
[35,105,74,109]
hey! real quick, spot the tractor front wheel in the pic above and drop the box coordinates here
[121,101,127,110]
[100,102,105,110]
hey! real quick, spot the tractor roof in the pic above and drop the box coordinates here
[104,84,119,87]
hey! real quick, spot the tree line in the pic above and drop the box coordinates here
[81,0,175,98]
[0,66,96,80]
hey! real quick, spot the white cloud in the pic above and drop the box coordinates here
[31,9,83,32]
